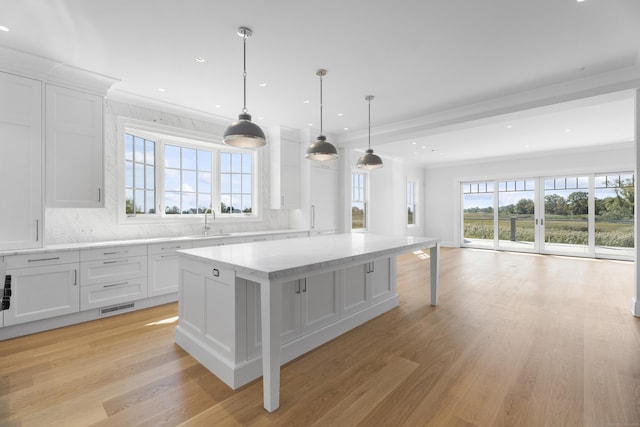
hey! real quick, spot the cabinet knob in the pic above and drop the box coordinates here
[212,268,220,277]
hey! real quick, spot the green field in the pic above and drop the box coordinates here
[464,213,634,247]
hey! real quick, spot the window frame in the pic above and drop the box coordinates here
[117,117,262,225]
[351,170,369,232]
[406,177,419,228]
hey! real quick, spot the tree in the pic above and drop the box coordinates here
[567,191,588,215]
[544,194,568,215]
[515,198,534,215]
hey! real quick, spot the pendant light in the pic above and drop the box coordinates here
[223,27,266,148]
[356,95,383,170]
[305,69,338,160]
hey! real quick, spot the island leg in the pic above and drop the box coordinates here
[430,242,440,306]
[260,278,282,412]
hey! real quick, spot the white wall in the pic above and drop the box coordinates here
[45,99,291,244]
[424,143,635,246]
[345,149,426,237]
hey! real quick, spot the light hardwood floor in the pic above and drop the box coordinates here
[1,248,639,426]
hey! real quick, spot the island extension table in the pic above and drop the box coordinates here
[175,233,440,412]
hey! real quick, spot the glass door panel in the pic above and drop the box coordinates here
[462,181,494,249]
[594,173,634,259]
[497,179,536,251]
[542,176,589,256]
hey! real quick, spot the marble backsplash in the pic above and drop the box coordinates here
[44,99,291,245]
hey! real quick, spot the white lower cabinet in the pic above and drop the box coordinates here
[175,252,398,390]
[245,270,341,359]
[80,245,147,310]
[3,251,80,326]
[147,241,193,297]
[370,257,394,304]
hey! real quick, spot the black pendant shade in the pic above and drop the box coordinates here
[223,112,266,148]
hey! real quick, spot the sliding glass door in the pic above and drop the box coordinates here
[541,176,590,256]
[461,172,634,260]
[594,173,634,258]
[497,179,536,252]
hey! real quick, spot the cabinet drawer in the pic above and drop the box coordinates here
[148,241,193,255]
[81,255,147,286]
[80,277,147,310]
[80,245,147,262]
[6,250,79,269]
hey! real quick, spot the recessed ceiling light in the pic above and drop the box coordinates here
[343,127,349,131]
[308,123,313,126]
[577,0,585,2]
[258,116,264,120]
[412,142,417,145]
[565,128,572,133]
[0,25,9,32]
[195,57,205,63]
[215,104,221,108]
[157,88,165,92]
[303,99,310,104]
[337,113,343,117]
[506,124,513,129]
[421,146,427,149]
[258,82,267,87]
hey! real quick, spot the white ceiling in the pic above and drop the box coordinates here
[1,0,639,166]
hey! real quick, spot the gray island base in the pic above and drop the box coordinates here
[175,233,440,412]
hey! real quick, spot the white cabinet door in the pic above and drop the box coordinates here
[0,72,42,250]
[370,257,394,304]
[246,279,301,360]
[343,263,370,316]
[45,84,103,207]
[4,263,79,325]
[310,164,338,234]
[269,126,301,209]
[147,241,193,297]
[301,271,340,333]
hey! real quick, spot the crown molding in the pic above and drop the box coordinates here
[0,45,119,95]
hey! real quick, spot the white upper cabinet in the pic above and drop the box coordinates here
[269,126,301,209]
[0,72,43,250]
[45,84,104,207]
[310,163,338,234]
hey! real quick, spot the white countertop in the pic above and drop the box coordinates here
[0,229,308,257]
[178,233,439,280]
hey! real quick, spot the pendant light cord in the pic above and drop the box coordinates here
[242,33,248,114]
[368,97,371,149]
[319,73,323,136]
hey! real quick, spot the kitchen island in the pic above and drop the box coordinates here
[175,233,440,412]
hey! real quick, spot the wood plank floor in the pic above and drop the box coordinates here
[1,248,639,426]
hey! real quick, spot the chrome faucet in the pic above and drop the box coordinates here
[204,209,215,235]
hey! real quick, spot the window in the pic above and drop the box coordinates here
[125,134,155,214]
[164,144,212,214]
[220,152,253,214]
[123,128,256,220]
[407,179,417,226]
[352,172,367,230]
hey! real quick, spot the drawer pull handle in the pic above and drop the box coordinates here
[212,268,220,277]
[161,246,182,250]
[104,250,128,256]
[160,254,178,259]
[28,257,60,263]
[104,282,128,288]
[104,259,128,265]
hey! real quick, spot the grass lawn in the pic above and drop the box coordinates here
[463,213,633,247]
